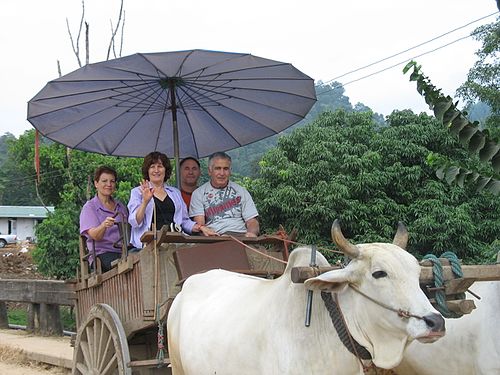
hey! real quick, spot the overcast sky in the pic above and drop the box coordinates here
[1,0,498,137]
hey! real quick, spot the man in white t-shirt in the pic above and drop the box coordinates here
[190,152,259,237]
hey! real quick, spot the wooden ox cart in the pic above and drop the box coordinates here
[72,225,500,374]
[72,227,289,374]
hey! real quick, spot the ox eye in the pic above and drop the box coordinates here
[372,270,387,279]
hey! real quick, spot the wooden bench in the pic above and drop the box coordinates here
[139,231,288,285]
[173,241,283,284]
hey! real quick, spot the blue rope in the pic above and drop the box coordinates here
[423,252,464,319]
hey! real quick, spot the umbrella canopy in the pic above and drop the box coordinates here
[27,49,316,182]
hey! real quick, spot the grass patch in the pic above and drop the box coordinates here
[8,305,76,332]
[60,307,76,332]
[7,308,26,326]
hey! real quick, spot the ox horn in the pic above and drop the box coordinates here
[331,219,360,258]
[393,221,408,249]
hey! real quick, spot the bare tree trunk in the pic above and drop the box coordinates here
[107,0,125,60]
[66,0,85,67]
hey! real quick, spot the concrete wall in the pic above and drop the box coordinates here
[17,218,38,241]
[0,218,39,241]
[0,220,8,235]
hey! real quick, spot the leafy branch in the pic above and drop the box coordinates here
[404,60,499,195]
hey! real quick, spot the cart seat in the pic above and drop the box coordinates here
[173,241,250,282]
[173,241,283,284]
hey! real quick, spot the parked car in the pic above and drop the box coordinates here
[0,233,17,248]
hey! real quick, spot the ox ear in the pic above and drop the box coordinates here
[304,268,352,293]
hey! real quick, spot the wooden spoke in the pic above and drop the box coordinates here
[72,303,131,375]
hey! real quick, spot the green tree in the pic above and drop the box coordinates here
[0,133,40,205]
[403,17,500,194]
[457,16,500,140]
[251,109,499,263]
[404,61,499,195]
[229,81,382,177]
[5,129,143,278]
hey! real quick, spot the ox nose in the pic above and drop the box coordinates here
[423,313,445,332]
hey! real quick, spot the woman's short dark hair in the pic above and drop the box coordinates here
[94,166,117,182]
[142,152,172,181]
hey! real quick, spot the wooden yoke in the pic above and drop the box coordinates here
[291,261,500,316]
[290,263,500,284]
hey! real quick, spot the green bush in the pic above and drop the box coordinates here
[33,197,80,279]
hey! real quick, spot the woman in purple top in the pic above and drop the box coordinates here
[80,166,128,272]
[128,152,215,249]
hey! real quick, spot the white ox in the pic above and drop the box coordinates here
[396,280,500,375]
[167,221,445,375]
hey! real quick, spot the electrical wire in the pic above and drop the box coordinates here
[317,11,499,96]
[317,33,472,96]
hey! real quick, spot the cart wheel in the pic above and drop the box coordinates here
[72,303,132,375]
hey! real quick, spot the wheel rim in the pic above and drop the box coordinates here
[0,240,6,248]
[72,303,131,375]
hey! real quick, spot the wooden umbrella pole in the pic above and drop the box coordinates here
[169,83,181,188]
[153,204,160,321]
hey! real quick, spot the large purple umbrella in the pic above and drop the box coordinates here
[27,49,316,183]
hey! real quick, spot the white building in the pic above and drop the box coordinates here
[0,206,55,242]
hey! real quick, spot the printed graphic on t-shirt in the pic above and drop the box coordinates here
[204,186,242,222]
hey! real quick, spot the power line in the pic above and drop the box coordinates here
[318,11,499,94]
[318,33,472,96]
[5,169,70,185]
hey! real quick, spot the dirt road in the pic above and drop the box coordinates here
[0,243,73,374]
[0,361,70,375]
[0,329,72,374]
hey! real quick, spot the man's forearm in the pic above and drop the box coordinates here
[245,218,259,236]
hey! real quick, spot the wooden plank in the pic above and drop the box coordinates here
[140,231,284,245]
[117,257,134,274]
[139,247,155,318]
[444,278,476,294]
[420,264,500,284]
[87,274,102,288]
[128,358,170,368]
[290,264,500,284]
[0,301,8,328]
[0,280,75,305]
[428,299,476,315]
[420,258,453,267]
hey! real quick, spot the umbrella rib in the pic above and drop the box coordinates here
[30,79,170,123]
[29,80,162,113]
[105,76,169,155]
[172,66,315,118]
[173,69,314,137]
[182,79,315,118]
[138,51,251,80]
[176,84,241,147]
[40,78,168,153]
[89,74,171,153]
[180,60,290,80]
[137,51,305,84]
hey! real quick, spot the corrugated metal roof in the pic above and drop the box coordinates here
[0,206,55,218]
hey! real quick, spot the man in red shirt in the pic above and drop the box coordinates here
[180,157,201,207]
